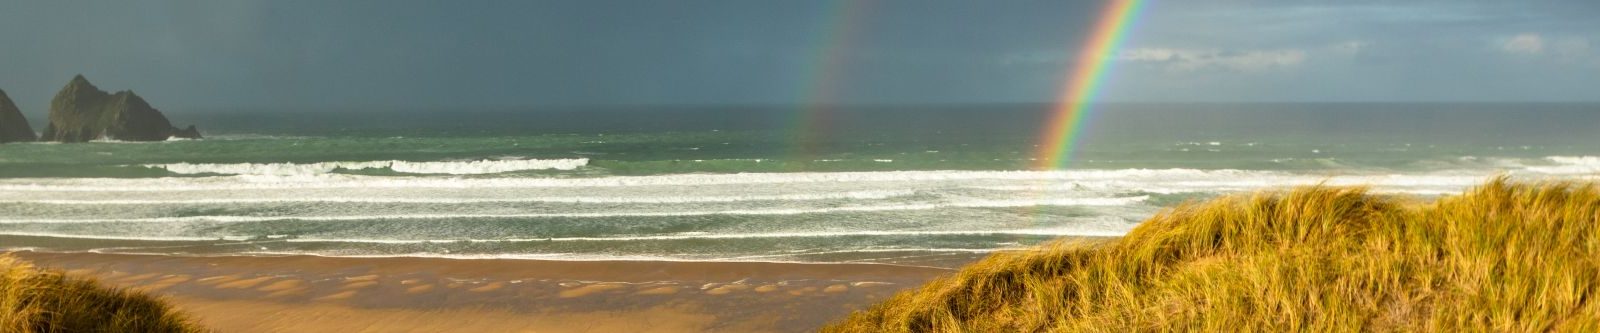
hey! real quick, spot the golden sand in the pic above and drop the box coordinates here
[9,251,958,332]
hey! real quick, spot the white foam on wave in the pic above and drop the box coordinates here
[0,228,1123,245]
[199,134,319,141]
[85,137,197,144]
[6,156,1596,262]
[5,163,1583,194]
[0,168,1248,192]
[966,174,1492,194]
[1526,156,1600,174]
[144,158,589,176]
[3,190,917,205]
[0,196,1147,224]
[0,231,248,242]
[286,228,1128,244]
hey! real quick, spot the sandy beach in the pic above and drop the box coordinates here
[8,251,961,332]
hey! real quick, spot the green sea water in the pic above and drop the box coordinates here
[1,103,1597,266]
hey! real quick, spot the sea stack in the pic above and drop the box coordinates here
[0,89,36,143]
[40,75,201,142]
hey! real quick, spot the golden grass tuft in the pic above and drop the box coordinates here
[826,177,1600,332]
[1,255,204,332]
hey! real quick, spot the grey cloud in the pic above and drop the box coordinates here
[0,0,1597,111]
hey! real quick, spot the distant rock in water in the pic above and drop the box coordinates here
[41,75,201,142]
[0,89,36,143]
[172,125,202,139]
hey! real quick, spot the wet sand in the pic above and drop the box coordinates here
[7,251,965,332]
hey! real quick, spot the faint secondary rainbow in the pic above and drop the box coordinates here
[789,0,874,161]
[1035,0,1146,170]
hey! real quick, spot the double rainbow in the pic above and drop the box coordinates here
[1034,0,1146,170]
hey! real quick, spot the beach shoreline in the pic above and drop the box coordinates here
[7,250,963,332]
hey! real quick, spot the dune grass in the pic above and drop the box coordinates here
[826,178,1600,332]
[1,255,203,332]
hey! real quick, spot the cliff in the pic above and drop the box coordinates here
[0,89,36,143]
[40,75,201,142]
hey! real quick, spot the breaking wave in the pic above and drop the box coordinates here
[0,228,1125,244]
[3,189,918,205]
[286,229,1130,243]
[2,169,1260,192]
[143,158,589,176]
[0,196,1148,224]
[7,163,1589,193]
[1526,156,1600,174]
[6,155,1597,263]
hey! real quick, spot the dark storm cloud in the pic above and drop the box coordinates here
[0,1,1596,113]
[0,0,1102,111]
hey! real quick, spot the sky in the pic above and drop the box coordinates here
[0,0,1597,112]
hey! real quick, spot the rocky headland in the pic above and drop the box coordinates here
[0,89,36,143]
[39,75,201,142]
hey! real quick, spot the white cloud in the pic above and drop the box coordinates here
[1502,34,1545,54]
[1499,34,1600,67]
[1332,40,1369,56]
[1116,48,1306,72]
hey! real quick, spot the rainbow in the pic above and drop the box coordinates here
[1034,0,1147,170]
[789,0,875,161]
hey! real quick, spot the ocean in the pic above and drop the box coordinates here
[2,103,1597,267]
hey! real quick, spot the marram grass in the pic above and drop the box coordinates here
[826,178,1600,332]
[1,255,203,332]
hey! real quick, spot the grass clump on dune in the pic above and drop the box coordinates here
[1,255,203,332]
[827,178,1600,332]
